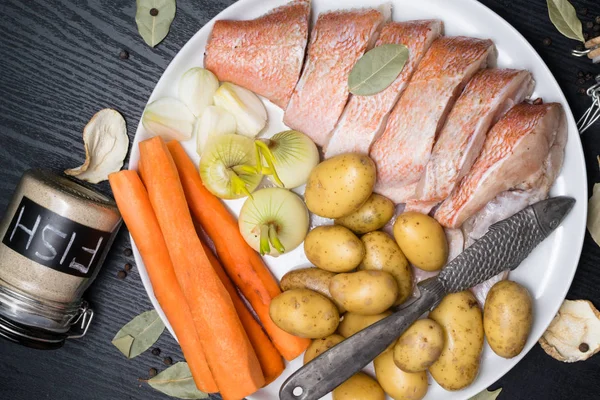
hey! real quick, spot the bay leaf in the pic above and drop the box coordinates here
[587,182,600,247]
[148,362,208,399]
[112,310,165,358]
[348,44,409,96]
[136,0,177,48]
[547,0,584,42]
[469,388,502,400]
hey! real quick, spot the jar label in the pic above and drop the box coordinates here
[2,196,112,278]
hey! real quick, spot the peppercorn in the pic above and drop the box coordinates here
[119,50,129,60]
[586,72,594,81]
[149,368,158,378]
[124,248,133,256]
[579,343,590,352]
[163,356,173,365]
[596,16,600,24]
[578,88,587,95]
[594,25,600,32]
[152,348,161,356]
[117,270,127,279]
[586,21,594,29]
[150,8,159,16]
[580,8,588,16]
[124,263,133,272]
[577,78,586,85]
[578,71,585,78]
[543,38,552,46]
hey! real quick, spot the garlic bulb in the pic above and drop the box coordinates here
[196,106,237,154]
[213,82,267,137]
[178,67,219,117]
[142,97,196,141]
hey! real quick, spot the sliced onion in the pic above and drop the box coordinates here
[213,82,267,137]
[142,97,196,141]
[178,67,219,117]
[195,105,237,154]
[238,188,309,256]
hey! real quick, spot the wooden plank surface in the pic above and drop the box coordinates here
[0,0,599,399]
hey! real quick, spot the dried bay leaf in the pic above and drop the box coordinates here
[587,182,600,247]
[348,44,409,96]
[136,0,176,47]
[547,0,584,42]
[469,388,502,400]
[112,310,165,358]
[148,362,208,399]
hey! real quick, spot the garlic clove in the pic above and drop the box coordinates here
[539,299,600,362]
[142,97,196,141]
[196,105,237,154]
[65,108,129,183]
[178,67,220,117]
[213,82,267,138]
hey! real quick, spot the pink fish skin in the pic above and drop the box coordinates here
[205,0,310,109]
[283,8,387,146]
[370,36,496,204]
[323,20,443,158]
[435,102,567,228]
[408,69,535,213]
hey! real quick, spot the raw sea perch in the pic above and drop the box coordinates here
[204,0,310,109]
[435,102,567,228]
[409,68,535,213]
[324,20,443,158]
[284,7,389,146]
[370,36,496,203]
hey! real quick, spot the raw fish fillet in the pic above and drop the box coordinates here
[370,37,495,203]
[435,102,567,228]
[204,0,310,109]
[409,69,535,213]
[284,7,388,146]
[323,20,443,158]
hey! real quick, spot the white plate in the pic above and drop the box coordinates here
[128,0,587,398]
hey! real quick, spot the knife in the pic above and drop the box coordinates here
[280,196,575,400]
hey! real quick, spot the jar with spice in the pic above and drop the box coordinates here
[0,169,121,349]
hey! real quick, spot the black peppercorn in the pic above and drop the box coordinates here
[594,25,600,32]
[149,368,158,377]
[532,98,543,105]
[577,78,586,85]
[152,348,161,356]
[119,50,129,60]
[124,248,133,256]
[163,356,173,365]
[578,88,587,95]
[596,16,600,24]
[586,72,594,81]
[124,263,133,272]
[578,71,585,78]
[586,21,594,29]
[542,38,552,46]
[150,8,159,16]
[579,343,590,352]
[581,8,588,16]
[117,270,127,279]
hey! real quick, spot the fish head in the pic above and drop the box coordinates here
[531,196,576,236]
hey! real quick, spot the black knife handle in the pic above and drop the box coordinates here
[279,278,446,400]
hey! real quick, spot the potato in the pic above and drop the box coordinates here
[280,267,345,313]
[359,231,413,305]
[338,311,392,338]
[484,280,533,358]
[374,350,428,400]
[335,194,394,234]
[332,372,385,400]
[393,212,448,271]
[393,319,444,372]
[429,291,484,391]
[304,225,365,272]
[269,289,339,339]
[304,334,345,364]
[305,153,376,219]
[330,271,398,315]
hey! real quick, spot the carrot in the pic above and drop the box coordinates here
[108,170,218,393]
[139,137,264,400]
[201,240,284,385]
[167,140,311,361]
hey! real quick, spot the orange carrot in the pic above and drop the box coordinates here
[167,140,311,361]
[201,240,284,385]
[108,170,218,393]
[139,137,264,400]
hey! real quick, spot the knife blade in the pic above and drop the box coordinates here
[279,196,575,400]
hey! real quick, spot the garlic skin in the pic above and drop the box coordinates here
[196,106,237,154]
[142,97,196,141]
[65,108,129,183]
[178,67,219,117]
[539,299,600,362]
[213,82,267,138]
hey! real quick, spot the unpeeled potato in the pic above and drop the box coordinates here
[304,153,376,219]
[393,319,444,372]
[280,267,345,312]
[374,350,428,400]
[338,311,392,338]
[332,372,385,400]
[304,225,365,273]
[393,212,448,271]
[330,271,398,315]
[335,194,395,234]
[304,334,345,364]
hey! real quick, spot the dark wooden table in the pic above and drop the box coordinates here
[0,0,599,399]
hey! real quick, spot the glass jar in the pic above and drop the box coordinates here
[0,169,121,349]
